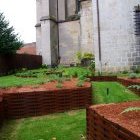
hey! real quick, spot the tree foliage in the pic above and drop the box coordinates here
[0,13,23,54]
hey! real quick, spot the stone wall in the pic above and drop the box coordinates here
[92,0,140,72]
[80,0,94,54]
[36,0,94,66]
[36,0,59,65]
[59,20,80,64]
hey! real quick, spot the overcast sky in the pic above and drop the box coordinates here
[0,0,36,43]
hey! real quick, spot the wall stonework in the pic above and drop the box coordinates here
[59,20,80,64]
[92,0,140,72]
[36,0,94,66]
[80,1,94,54]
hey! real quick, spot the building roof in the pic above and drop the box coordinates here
[17,42,36,55]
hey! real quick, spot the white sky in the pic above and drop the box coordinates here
[0,0,36,43]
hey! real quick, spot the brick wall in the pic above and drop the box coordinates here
[3,86,92,119]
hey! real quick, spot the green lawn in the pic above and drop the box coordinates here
[0,110,86,140]
[92,82,140,104]
[0,67,93,88]
[0,82,140,140]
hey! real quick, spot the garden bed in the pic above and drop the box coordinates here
[118,77,140,86]
[118,78,140,96]
[1,79,92,119]
[87,101,140,140]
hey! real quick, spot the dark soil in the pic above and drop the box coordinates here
[92,101,140,137]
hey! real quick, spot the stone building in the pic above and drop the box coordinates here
[36,0,140,72]
[93,0,140,72]
[36,0,93,65]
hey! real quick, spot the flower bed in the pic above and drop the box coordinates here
[1,80,92,119]
[89,76,117,82]
[118,78,140,96]
[87,101,140,140]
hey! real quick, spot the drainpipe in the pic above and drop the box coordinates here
[94,0,102,74]
[57,0,60,65]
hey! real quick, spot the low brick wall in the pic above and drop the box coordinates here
[0,95,3,126]
[117,78,140,86]
[3,86,92,119]
[87,102,140,140]
[118,78,140,96]
[89,76,117,82]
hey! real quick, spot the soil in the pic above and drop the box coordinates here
[0,78,91,94]
[91,101,140,137]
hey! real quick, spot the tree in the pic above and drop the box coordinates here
[0,13,23,54]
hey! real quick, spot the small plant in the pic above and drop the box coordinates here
[88,60,95,71]
[65,77,71,81]
[76,80,84,87]
[56,82,63,88]
[57,78,64,83]
[39,81,45,85]
[128,73,137,79]
[15,71,38,78]
[76,51,82,64]
[83,53,94,59]
[121,107,140,114]
[78,75,86,81]
[21,68,28,72]
[128,85,140,90]
[122,70,128,74]
[42,64,48,69]
[132,66,140,73]
[16,84,22,88]
[84,78,91,82]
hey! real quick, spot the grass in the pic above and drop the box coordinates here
[0,110,86,140]
[0,67,93,88]
[92,82,140,104]
[0,73,140,140]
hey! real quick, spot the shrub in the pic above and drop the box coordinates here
[83,53,94,59]
[42,64,48,69]
[128,73,137,79]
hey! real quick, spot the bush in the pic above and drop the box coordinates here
[129,73,137,79]
[83,53,94,59]
[42,64,48,69]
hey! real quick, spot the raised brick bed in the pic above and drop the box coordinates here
[89,76,117,82]
[117,78,140,86]
[87,101,140,140]
[0,94,3,126]
[118,78,140,96]
[3,85,92,119]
